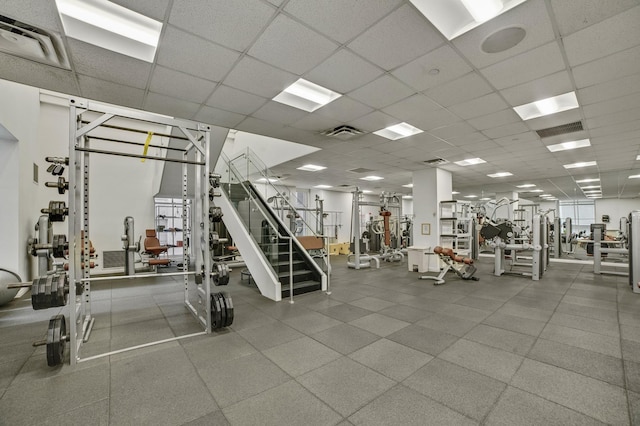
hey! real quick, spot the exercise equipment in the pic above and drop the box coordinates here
[420,246,478,285]
[592,223,628,277]
[143,229,170,267]
[41,201,68,222]
[6,271,70,310]
[210,292,233,330]
[32,315,68,366]
[121,216,140,275]
[45,176,69,194]
[45,156,69,176]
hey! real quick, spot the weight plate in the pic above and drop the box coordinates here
[43,274,53,309]
[210,293,223,330]
[222,293,234,327]
[54,274,67,307]
[31,277,40,310]
[46,314,65,367]
[216,292,227,331]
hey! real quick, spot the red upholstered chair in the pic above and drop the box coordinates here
[144,229,170,266]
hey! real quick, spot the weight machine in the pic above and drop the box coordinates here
[419,246,478,285]
[592,223,628,276]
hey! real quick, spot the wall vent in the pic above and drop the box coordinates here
[348,167,375,174]
[536,121,583,138]
[0,15,70,69]
[321,125,364,140]
[103,250,125,269]
[423,157,448,165]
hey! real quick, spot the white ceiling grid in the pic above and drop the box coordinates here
[0,0,639,199]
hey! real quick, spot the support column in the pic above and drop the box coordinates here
[412,168,452,272]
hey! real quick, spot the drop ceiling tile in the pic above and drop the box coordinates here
[564,6,640,67]
[284,0,402,44]
[347,4,445,71]
[248,14,338,75]
[382,94,441,121]
[424,72,493,107]
[483,122,530,139]
[149,66,217,104]
[78,75,144,109]
[550,0,638,36]
[223,56,297,99]
[304,49,383,94]
[467,109,521,131]
[315,96,374,122]
[479,42,566,90]
[235,116,286,137]
[448,93,508,120]
[578,73,640,105]
[348,75,414,109]
[349,111,399,133]
[391,45,472,92]
[193,105,245,128]
[206,85,267,116]
[411,108,461,131]
[289,114,343,132]
[111,0,170,21]
[144,92,201,119]
[69,39,151,89]
[251,101,309,125]
[157,26,240,82]
[0,51,79,95]
[445,132,489,146]
[587,106,640,129]
[428,122,476,140]
[453,0,555,69]
[583,92,640,118]
[572,45,640,88]
[169,0,275,51]
[0,0,61,32]
[500,71,574,106]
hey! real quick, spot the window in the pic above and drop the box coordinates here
[559,200,595,235]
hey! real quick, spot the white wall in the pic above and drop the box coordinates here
[596,199,640,229]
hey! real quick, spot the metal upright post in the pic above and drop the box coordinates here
[353,189,361,269]
[630,212,640,293]
[594,227,602,274]
[532,214,541,281]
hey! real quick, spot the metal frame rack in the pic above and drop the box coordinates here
[67,98,212,365]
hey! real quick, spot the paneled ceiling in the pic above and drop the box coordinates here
[1,0,640,201]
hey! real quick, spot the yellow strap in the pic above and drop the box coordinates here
[141,131,153,162]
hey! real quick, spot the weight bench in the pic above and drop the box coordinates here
[420,246,479,285]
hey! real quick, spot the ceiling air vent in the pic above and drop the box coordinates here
[0,15,70,69]
[348,167,375,174]
[536,121,583,138]
[321,125,364,140]
[423,157,448,166]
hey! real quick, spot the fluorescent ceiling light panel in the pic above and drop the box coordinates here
[513,92,579,121]
[314,184,332,189]
[583,190,601,194]
[517,184,536,188]
[540,194,553,197]
[576,178,599,183]
[580,185,600,189]
[256,177,278,183]
[55,0,162,62]
[362,190,373,194]
[373,122,423,140]
[563,161,597,169]
[464,195,477,198]
[480,197,491,201]
[273,78,341,112]
[360,176,384,181]
[452,191,460,195]
[454,158,486,166]
[409,0,526,40]
[546,139,591,153]
[297,164,326,172]
[402,195,413,199]
[637,155,640,161]
[528,189,544,193]
[629,174,640,179]
[402,183,414,188]
[488,172,513,178]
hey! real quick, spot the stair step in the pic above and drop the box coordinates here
[281,279,322,297]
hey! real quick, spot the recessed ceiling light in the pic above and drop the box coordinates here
[297,164,326,172]
[454,158,486,166]
[630,174,640,179]
[513,92,579,121]
[580,185,600,189]
[273,78,341,112]
[488,172,513,178]
[256,177,278,183]
[546,139,591,152]
[516,184,536,188]
[402,195,413,199]
[360,176,384,181]
[576,178,600,183]
[452,191,460,195]
[373,122,423,140]
[362,190,373,194]
[583,190,602,194]
[480,197,491,201]
[464,195,478,198]
[528,189,544,193]
[402,183,414,188]
[314,184,332,189]
[55,0,162,62]
[637,154,640,160]
[409,0,526,40]
[540,194,553,197]
[563,161,597,169]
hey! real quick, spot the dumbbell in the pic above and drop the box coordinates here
[41,201,68,222]
[45,177,69,194]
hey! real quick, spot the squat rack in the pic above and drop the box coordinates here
[67,98,213,365]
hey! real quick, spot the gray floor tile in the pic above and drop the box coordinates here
[464,324,536,356]
[325,288,368,303]
[298,357,395,417]
[349,296,396,312]
[562,294,617,311]
[454,295,505,311]
[263,336,341,377]
[430,302,493,322]
[566,287,618,302]
[182,410,229,426]
[415,313,478,337]
[349,338,432,381]
[0,364,109,425]
[316,303,373,322]
[508,295,560,311]
[109,317,176,352]
[182,332,256,369]
[511,358,628,425]
[621,324,640,343]
[377,305,433,323]
[282,311,343,335]
[229,305,278,331]
[421,290,467,303]
[527,338,624,387]
[496,303,554,322]
[198,352,290,408]
[629,390,640,426]
[556,302,619,323]
[625,359,640,393]
[237,321,303,350]
[110,345,215,425]
[482,312,546,337]
[438,339,524,383]
[223,380,341,426]
[349,385,477,426]
[540,323,621,358]
[312,323,381,354]
[41,398,110,426]
[549,311,620,337]
[348,313,409,337]
[386,324,458,356]
[404,358,505,421]
[623,338,640,363]
[485,386,605,426]
[0,358,27,389]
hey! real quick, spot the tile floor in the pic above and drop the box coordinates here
[1,255,639,425]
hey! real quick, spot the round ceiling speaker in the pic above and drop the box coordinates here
[481,27,526,54]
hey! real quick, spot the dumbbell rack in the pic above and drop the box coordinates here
[65,98,218,366]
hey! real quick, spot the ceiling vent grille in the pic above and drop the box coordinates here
[348,167,375,174]
[321,125,364,140]
[423,157,448,165]
[536,121,583,138]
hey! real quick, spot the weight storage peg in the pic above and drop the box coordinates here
[45,177,69,194]
[41,201,68,222]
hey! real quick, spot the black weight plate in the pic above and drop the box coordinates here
[55,274,67,307]
[31,277,40,310]
[44,275,53,309]
[210,294,223,330]
[222,293,234,327]
[46,315,65,367]
[216,292,227,330]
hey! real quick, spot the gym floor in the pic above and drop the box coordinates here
[0,255,639,425]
